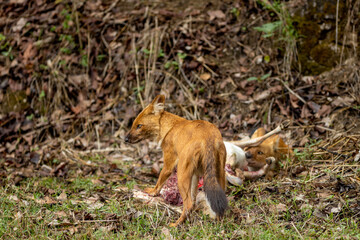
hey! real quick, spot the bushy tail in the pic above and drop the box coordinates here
[203,146,228,218]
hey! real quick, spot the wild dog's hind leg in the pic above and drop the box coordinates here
[217,141,227,191]
[191,174,199,203]
[145,150,177,196]
[169,153,195,227]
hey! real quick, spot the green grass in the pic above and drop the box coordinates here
[1,146,360,239]
[1,176,359,239]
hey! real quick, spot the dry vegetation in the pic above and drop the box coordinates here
[0,0,359,239]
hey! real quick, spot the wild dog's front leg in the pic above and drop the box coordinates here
[145,152,177,196]
[265,157,277,180]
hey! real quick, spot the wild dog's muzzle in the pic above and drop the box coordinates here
[245,151,253,159]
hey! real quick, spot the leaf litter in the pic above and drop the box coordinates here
[0,0,359,237]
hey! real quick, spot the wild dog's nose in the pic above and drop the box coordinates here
[124,135,129,143]
[245,152,252,159]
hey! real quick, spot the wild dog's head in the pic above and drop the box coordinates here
[125,95,165,144]
[245,128,274,169]
[245,135,281,169]
[245,146,271,169]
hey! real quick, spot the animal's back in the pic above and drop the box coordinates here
[166,120,224,151]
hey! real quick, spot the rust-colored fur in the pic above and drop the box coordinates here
[245,128,292,180]
[125,95,227,227]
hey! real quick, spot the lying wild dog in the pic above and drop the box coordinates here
[224,141,276,185]
[223,122,290,184]
[244,127,293,180]
[125,95,227,227]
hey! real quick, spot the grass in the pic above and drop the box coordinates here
[1,146,360,239]
[1,178,359,239]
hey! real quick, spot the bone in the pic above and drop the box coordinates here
[243,157,275,180]
[225,172,244,186]
[225,157,275,185]
[229,120,290,148]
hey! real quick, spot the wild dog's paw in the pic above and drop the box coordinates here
[235,168,245,180]
[265,157,275,165]
[169,222,178,227]
[144,187,158,196]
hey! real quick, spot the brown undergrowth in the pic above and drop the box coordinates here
[0,0,359,238]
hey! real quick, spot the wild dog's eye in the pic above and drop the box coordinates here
[136,124,143,129]
[258,151,264,155]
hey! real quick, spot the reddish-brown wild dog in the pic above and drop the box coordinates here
[125,95,228,227]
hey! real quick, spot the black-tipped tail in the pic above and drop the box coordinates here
[204,185,228,217]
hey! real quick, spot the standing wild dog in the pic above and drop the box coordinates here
[125,95,228,227]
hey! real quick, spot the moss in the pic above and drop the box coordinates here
[293,17,320,49]
[1,90,29,114]
[290,0,349,75]
[297,54,330,75]
[310,44,338,67]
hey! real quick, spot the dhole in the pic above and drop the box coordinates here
[125,95,228,227]
[245,128,292,180]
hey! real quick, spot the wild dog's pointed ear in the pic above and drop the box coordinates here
[151,95,165,114]
[273,137,280,152]
[251,128,266,139]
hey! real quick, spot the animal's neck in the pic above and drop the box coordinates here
[158,111,186,144]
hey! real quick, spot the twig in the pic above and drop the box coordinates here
[318,147,351,159]
[71,147,134,154]
[78,219,118,223]
[313,164,360,167]
[104,0,120,13]
[132,37,144,108]
[95,125,100,150]
[291,221,304,240]
[202,63,219,77]
[276,78,306,104]
[335,0,339,53]
[61,149,94,166]
[268,97,274,125]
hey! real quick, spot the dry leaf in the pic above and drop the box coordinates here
[315,105,331,118]
[91,179,104,185]
[253,90,270,101]
[207,10,225,21]
[307,101,321,113]
[290,94,299,108]
[23,42,36,61]
[317,191,333,199]
[161,227,174,240]
[354,150,360,162]
[35,196,57,205]
[12,18,27,32]
[200,73,211,81]
[331,96,355,107]
[272,203,287,212]
[57,191,67,201]
[9,195,19,202]
[15,211,23,220]
[54,211,67,218]
[88,202,104,210]
[236,92,248,101]
[301,105,312,119]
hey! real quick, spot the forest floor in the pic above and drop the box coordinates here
[0,0,359,239]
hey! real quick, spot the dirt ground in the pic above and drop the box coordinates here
[0,0,360,238]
